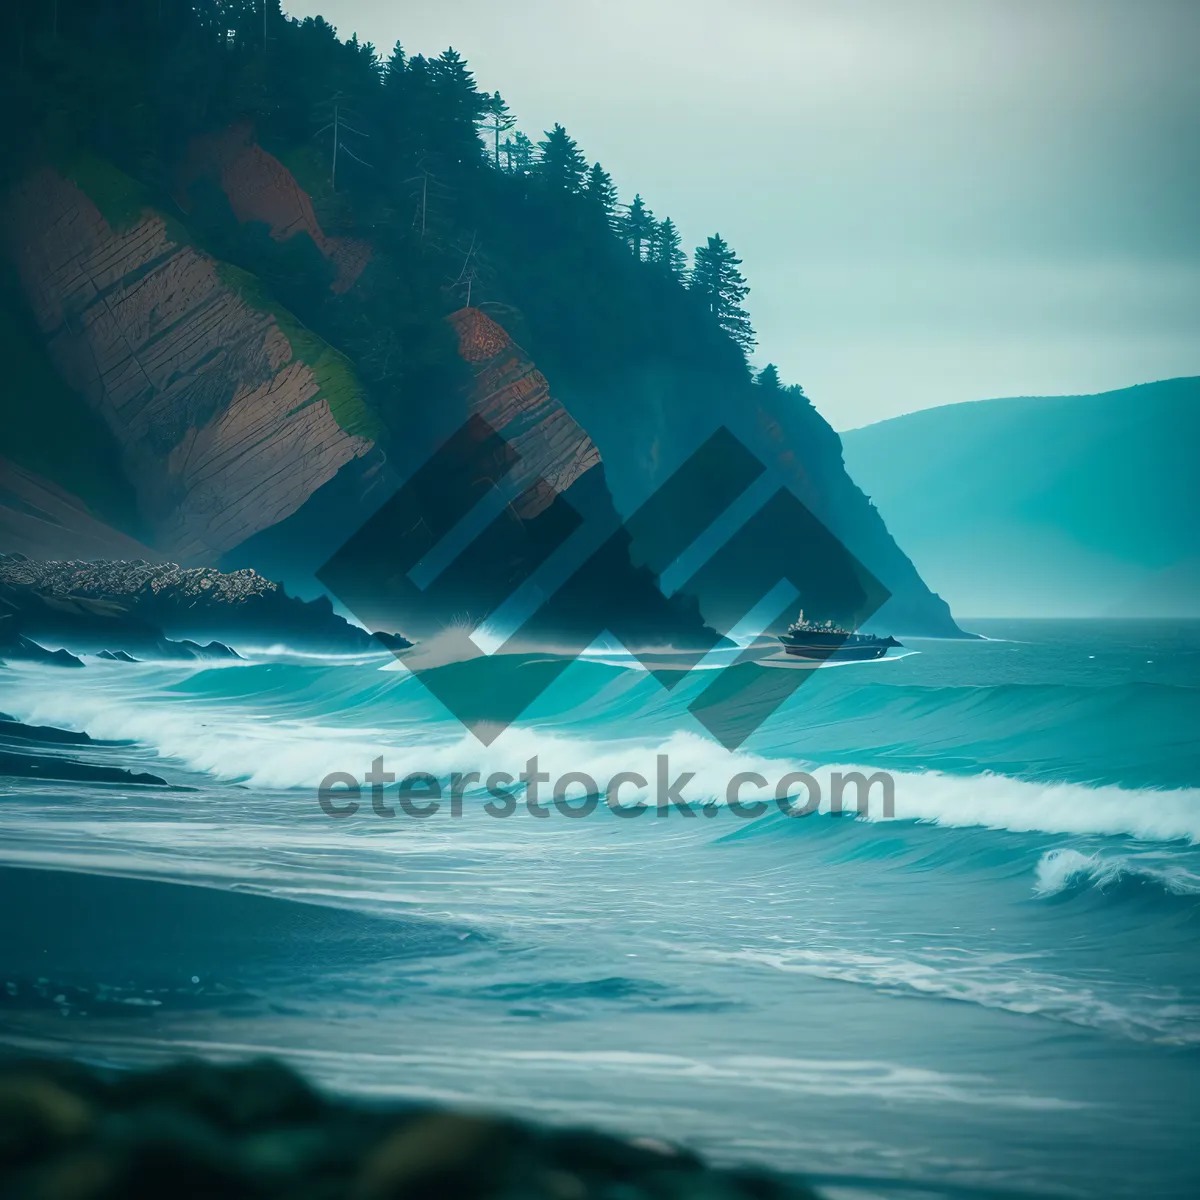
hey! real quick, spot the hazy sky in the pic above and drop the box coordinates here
[295,0,1199,429]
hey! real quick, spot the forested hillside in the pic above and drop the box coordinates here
[0,0,963,636]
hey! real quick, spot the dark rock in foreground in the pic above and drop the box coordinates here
[0,719,93,746]
[0,1058,816,1200]
[0,751,168,788]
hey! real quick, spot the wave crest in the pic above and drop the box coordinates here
[1034,847,1200,900]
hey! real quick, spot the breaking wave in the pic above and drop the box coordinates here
[1034,847,1200,900]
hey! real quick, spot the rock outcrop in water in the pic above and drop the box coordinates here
[0,555,406,656]
[0,1057,817,1200]
[0,633,84,668]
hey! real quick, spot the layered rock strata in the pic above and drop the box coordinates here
[5,167,373,564]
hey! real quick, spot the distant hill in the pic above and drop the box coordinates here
[840,378,1200,618]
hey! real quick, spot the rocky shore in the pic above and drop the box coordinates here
[0,1058,817,1200]
[0,716,171,787]
[0,555,409,662]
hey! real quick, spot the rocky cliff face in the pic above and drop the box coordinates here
[4,164,375,565]
[2,130,960,637]
[225,305,617,593]
[530,367,965,638]
[752,391,962,636]
[449,307,602,518]
[0,456,159,563]
[177,121,372,294]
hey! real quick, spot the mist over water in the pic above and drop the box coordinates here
[2,618,1199,1197]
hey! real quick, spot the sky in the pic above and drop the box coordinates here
[294,0,1200,429]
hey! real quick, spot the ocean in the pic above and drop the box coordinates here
[1,619,1198,1198]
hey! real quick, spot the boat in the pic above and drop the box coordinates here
[778,610,901,661]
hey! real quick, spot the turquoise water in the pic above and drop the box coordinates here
[1,619,1198,1197]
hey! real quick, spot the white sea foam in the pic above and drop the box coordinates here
[4,662,1199,841]
[678,943,1199,1045]
[882,772,1200,843]
[1034,847,1200,897]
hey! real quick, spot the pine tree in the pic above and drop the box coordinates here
[484,91,515,168]
[651,217,687,278]
[584,162,618,227]
[397,53,437,161]
[756,363,781,390]
[383,40,406,92]
[757,365,810,405]
[623,194,655,260]
[429,48,486,169]
[379,41,410,155]
[507,131,534,174]
[535,123,587,191]
[691,234,755,354]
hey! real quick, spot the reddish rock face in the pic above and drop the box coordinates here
[448,308,601,518]
[177,121,372,294]
[5,168,372,564]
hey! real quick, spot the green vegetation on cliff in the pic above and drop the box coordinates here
[0,0,763,471]
[58,151,148,233]
[216,263,383,442]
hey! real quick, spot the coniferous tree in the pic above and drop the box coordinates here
[484,91,515,168]
[584,162,618,227]
[505,131,534,173]
[535,123,587,191]
[383,41,406,90]
[378,41,411,168]
[429,48,486,170]
[623,194,655,260]
[756,365,810,406]
[397,53,436,159]
[347,35,382,93]
[651,217,687,278]
[691,234,755,353]
[756,363,781,391]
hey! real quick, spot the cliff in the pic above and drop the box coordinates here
[2,124,961,637]
[0,457,160,564]
[752,387,963,635]
[177,120,372,295]
[3,159,378,565]
[223,304,617,596]
[523,356,965,637]
[449,307,602,517]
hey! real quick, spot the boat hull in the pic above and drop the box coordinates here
[781,641,890,661]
